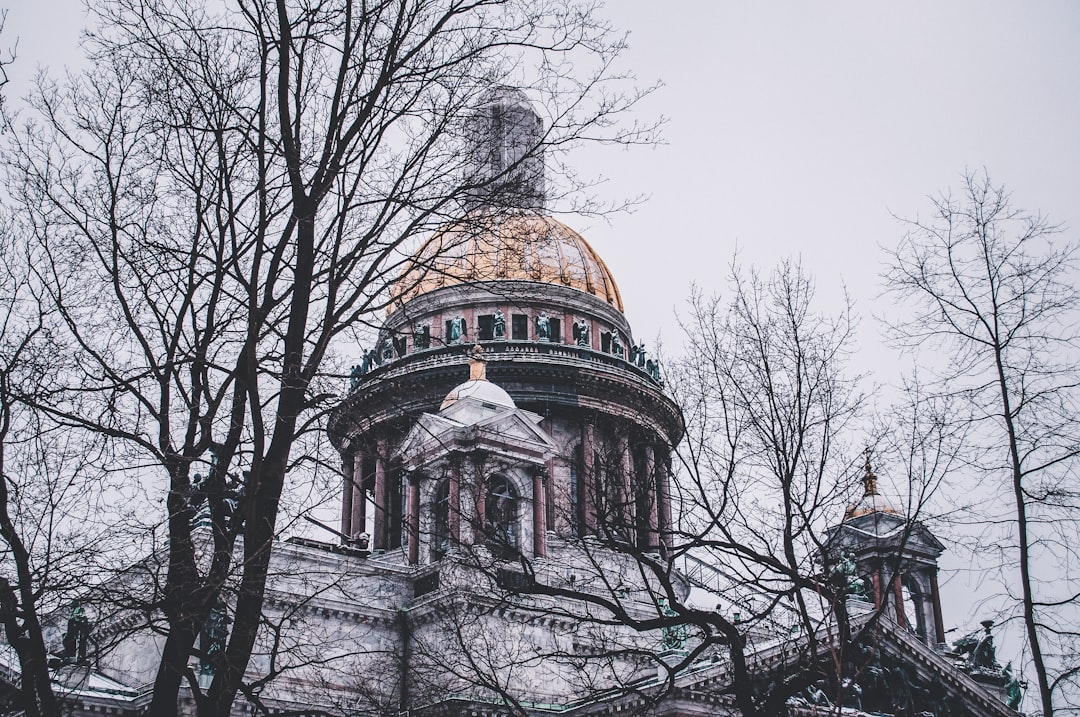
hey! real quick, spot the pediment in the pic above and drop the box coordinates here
[652,614,1014,717]
[396,403,558,469]
[828,514,946,560]
[472,410,552,445]
[396,413,465,464]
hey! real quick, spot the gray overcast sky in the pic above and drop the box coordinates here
[7,1,1078,345]
[578,2,1080,344]
[5,0,1080,672]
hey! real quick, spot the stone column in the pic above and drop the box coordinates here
[582,422,597,535]
[374,440,387,550]
[871,568,883,609]
[473,454,487,544]
[929,569,946,645]
[341,455,354,541]
[406,472,420,565]
[645,445,659,551]
[656,450,672,556]
[448,457,461,545]
[464,307,476,342]
[892,575,908,630]
[351,453,366,542]
[459,472,476,546]
[618,433,633,536]
[533,467,547,558]
[545,457,557,535]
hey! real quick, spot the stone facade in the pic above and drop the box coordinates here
[0,90,1023,717]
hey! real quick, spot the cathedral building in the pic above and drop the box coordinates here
[1,89,1023,717]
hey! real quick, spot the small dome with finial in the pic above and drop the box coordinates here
[844,449,898,520]
[440,346,516,410]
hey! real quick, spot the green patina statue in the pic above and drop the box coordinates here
[1003,661,1023,710]
[62,603,91,665]
[658,598,688,651]
[831,552,868,600]
[200,600,231,676]
[535,313,550,341]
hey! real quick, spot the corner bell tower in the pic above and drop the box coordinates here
[826,454,948,648]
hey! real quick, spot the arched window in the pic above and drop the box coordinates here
[902,577,925,637]
[432,480,451,560]
[485,475,519,557]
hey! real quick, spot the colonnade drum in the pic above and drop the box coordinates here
[328,221,682,564]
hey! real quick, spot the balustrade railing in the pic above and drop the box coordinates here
[349,339,663,392]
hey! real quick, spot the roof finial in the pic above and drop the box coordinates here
[468,345,487,381]
[862,447,879,498]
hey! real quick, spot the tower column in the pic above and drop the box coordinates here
[618,433,633,537]
[871,568,883,609]
[545,457,556,536]
[892,575,908,630]
[459,468,477,546]
[930,569,946,645]
[473,454,487,544]
[656,451,672,556]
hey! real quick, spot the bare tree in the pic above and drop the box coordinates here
[0,9,9,118]
[0,1,649,715]
[661,259,874,714]
[425,260,957,716]
[885,170,1080,716]
[0,233,64,717]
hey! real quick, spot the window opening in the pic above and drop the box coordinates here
[445,317,466,344]
[633,444,651,548]
[901,579,924,637]
[478,314,494,341]
[485,475,519,557]
[413,325,430,350]
[511,314,528,340]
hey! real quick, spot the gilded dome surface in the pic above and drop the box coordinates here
[390,213,623,311]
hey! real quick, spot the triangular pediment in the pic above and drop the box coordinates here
[396,398,558,469]
[619,613,1016,717]
[472,409,549,444]
[396,413,466,464]
[826,512,946,561]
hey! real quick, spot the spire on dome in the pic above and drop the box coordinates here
[844,448,897,520]
[466,85,546,208]
[861,448,880,498]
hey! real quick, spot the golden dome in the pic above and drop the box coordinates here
[390,212,623,311]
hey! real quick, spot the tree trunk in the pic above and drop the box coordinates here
[996,350,1054,716]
